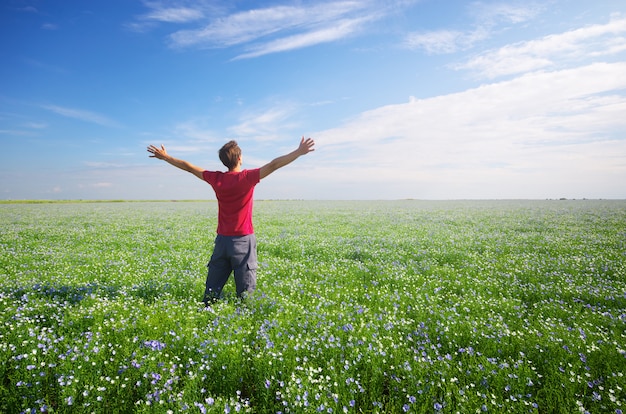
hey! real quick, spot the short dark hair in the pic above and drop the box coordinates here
[219,140,241,170]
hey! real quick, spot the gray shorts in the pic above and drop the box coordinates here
[203,234,257,302]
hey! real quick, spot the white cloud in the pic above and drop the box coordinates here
[170,119,220,144]
[170,6,311,47]
[234,17,368,59]
[404,29,488,54]
[140,120,222,158]
[470,2,542,25]
[405,30,462,54]
[124,21,156,33]
[126,2,212,32]
[405,3,540,54]
[458,15,626,78]
[229,105,298,141]
[312,62,626,199]
[144,7,204,23]
[152,1,413,58]
[169,2,370,49]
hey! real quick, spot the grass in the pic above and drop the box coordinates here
[1,200,625,413]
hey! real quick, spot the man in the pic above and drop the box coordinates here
[147,137,315,305]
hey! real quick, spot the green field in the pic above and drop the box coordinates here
[1,200,625,413]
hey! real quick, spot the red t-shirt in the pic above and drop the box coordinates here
[202,169,261,236]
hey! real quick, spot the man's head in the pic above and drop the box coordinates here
[219,140,242,171]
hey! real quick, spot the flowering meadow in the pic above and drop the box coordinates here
[1,200,625,414]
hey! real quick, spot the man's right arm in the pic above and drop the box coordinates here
[147,144,205,180]
[259,137,315,180]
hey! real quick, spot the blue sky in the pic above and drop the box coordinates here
[1,0,625,200]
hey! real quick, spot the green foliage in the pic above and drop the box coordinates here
[1,200,625,413]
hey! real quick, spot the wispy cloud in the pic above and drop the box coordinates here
[229,104,298,141]
[457,15,626,78]
[405,29,487,54]
[135,0,414,58]
[41,104,121,127]
[23,122,48,129]
[405,3,541,54]
[126,1,210,32]
[167,118,222,145]
[469,2,542,25]
[140,119,222,155]
[144,6,204,23]
[234,17,370,59]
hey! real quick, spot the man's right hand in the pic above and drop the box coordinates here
[147,144,169,160]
